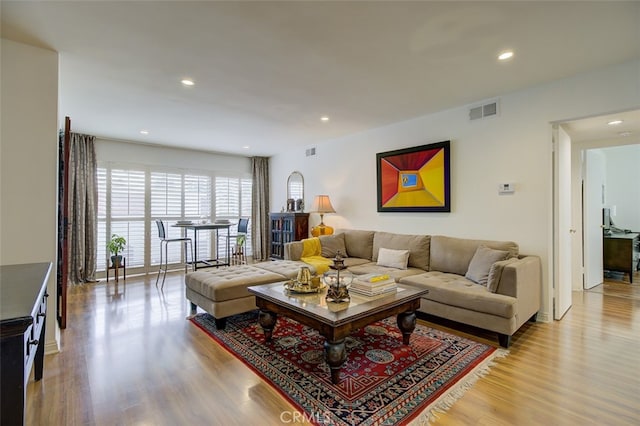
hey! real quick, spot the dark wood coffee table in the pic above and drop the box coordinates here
[247,282,428,384]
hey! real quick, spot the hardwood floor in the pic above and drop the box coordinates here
[27,271,640,425]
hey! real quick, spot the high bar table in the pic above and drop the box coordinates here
[172,222,231,270]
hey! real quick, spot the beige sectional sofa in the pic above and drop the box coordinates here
[285,230,541,348]
[185,229,541,347]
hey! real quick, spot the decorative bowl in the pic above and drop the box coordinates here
[322,270,354,288]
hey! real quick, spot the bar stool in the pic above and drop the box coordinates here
[229,218,249,265]
[155,220,194,289]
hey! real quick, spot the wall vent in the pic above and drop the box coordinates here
[305,147,316,157]
[469,99,499,121]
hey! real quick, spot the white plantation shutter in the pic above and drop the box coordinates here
[150,172,186,265]
[215,177,240,218]
[185,174,212,261]
[111,169,145,217]
[241,178,252,217]
[185,175,211,219]
[110,169,146,268]
[96,163,250,274]
[241,178,253,256]
[151,172,182,217]
[97,168,107,271]
[112,220,145,267]
[215,177,239,256]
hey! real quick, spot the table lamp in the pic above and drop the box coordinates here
[310,195,336,237]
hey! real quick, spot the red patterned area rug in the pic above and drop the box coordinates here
[190,311,507,425]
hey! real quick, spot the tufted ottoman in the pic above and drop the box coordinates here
[185,260,316,329]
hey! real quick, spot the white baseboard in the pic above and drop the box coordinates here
[537,311,550,323]
[45,340,60,355]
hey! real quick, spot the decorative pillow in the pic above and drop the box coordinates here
[486,258,519,293]
[319,233,348,258]
[465,245,510,285]
[376,248,410,270]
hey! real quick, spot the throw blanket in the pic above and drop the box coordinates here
[300,237,332,275]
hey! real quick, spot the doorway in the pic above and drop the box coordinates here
[554,109,640,318]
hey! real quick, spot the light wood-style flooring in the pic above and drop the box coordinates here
[27,271,640,425]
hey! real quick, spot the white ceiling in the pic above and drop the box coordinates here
[2,1,639,156]
[561,109,640,144]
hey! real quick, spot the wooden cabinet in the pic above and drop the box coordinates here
[1,262,51,425]
[269,213,309,259]
[603,233,639,283]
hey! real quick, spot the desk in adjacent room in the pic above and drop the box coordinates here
[603,232,639,283]
[173,223,231,270]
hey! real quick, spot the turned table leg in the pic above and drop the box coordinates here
[324,339,347,384]
[258,310,277,341]
[397,311,417,345]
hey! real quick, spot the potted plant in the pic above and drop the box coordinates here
[107,234,127,267]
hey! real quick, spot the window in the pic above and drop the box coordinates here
[150,172,189,265]
[185,175,212,262]
[111,169,146,268]
[97,168,146,270]
[96,164,250,274]
[215,177,253,256]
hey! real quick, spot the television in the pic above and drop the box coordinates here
[603,208,611,234]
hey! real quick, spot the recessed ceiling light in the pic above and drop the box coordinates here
[618,131,632,137]
[607,119,623,125]
[320,116,330,122]
[181,79,195,86]
[242,145,250,150]
[498,51,514,61]
[140,130,149,135]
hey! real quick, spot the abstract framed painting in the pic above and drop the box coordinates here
[377,141,450,212]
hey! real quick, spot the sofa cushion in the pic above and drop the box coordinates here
[185,265,285,301]
[399,271,516,318]
[254,260,319,280]
[465,246,510,285]
[341,229,375,260]
[376,247,410,269]
[319,233,348,258]
[342,257,371,268]
[349,262,424,281]
[372,231,430,270]
[487,257,519,292]
[429,236,519,275]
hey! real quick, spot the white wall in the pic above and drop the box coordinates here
[1,39,60,352]
[270,59,640,322]
[95,138,251,174]
[603,144,640,231]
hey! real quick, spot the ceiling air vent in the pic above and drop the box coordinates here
[305,147,316,157]
[469,99,499,121]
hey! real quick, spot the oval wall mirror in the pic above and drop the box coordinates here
[287,171,304,211]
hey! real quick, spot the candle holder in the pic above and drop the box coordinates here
[324,251,352,303]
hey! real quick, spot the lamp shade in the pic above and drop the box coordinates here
[311,195,336,214]
[310,195,336,237]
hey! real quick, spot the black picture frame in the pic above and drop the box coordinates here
[376,140,451,212]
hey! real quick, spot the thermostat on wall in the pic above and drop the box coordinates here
[498,183,515,194]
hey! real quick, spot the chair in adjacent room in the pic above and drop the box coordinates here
[155,220,194,289]
[229,218,249,265]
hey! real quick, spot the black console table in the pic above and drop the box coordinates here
[0,262,51,425]
[603,233,639,283]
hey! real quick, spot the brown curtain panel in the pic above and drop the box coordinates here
[67,132,98,283]
[251,157,270,261]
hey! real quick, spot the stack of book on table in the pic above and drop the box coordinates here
[351,273,397,296]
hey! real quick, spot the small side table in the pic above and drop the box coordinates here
[107,257,126,282]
